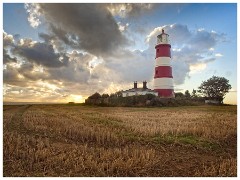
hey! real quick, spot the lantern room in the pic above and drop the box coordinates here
[157,29,170,45]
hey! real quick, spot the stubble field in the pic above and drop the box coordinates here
[3,104,237,177]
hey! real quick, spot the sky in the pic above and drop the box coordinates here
[2,2,237,104]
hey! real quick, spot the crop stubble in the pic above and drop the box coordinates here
[3,105,237,176]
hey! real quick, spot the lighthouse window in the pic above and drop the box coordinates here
[157,49,159,52]
[156,70,158,74]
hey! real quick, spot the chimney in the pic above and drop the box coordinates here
[143,81,147,89]
[134,81,137,89]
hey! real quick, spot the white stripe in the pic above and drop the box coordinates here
[155,57,171,67]
[153,78,174,89]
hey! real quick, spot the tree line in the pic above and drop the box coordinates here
[85,76,231,106]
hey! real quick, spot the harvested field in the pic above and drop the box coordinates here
[3,104,237,177]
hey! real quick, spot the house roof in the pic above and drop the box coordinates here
[122,88,156,93]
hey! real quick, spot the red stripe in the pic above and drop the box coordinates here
[154,66,173,78]
[155,44,171,58]
[154,89,174,98]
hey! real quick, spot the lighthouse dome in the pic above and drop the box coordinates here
[157,29,170,45]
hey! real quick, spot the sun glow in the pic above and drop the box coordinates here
[68,94,84,103]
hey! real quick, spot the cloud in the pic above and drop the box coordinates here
[12,38,69,68]
[118,22,129,32]
[3,32,96,102]
[189,30,218,50]
[24,3,41,28]
[3,32,18,64]
[5,5,229,103]
[38,32,67,53]
[3,82,70,103]
[146,24,191,45]
[215,53,223,57]
[3,64,28,87]
[189,63,207,74]
[37,3,129,57]
[106,3,155,18]
[3,31,15,47]
[46,51,92,83]
[17,62,50,81]
[3,49,17,64]
[146,23,225,85]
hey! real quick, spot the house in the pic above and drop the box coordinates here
[122,81,158,97]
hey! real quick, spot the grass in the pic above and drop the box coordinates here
[3,104,237,177]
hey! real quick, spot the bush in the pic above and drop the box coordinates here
[85,93,205,107]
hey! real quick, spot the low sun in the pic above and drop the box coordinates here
[71,95,83,103]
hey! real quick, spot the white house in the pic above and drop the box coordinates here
[122,81,158,97]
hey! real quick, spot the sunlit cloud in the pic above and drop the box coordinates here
[24,3,42,28]
[107,3,154,18]
[215,53,223,57]
[118,22,129,32]
[189,63,207,74]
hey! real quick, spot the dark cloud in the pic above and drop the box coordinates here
[3,65,27,87]
[47,64,90,83]
[13,41,69,68]
[38,32,54,43]
[49,24,79,48]
[3,32,18,64]
[4,51,92,86]
[38,32,67,53]
[189,30,217,51]
[3,49,17,64]
[38,3,128,57]
[127,4,155,17]
[18,62,50,81]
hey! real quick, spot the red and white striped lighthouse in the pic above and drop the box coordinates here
[154,29,174,98]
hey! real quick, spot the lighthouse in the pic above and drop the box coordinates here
[154,29,174,98]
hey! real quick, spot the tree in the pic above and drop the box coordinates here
[175,92,184,98]
[184,90,191,98]
[191,89,198,98]
[115,91,123,97]
[109,93,116,98]
[198,76,231,103]
[88,92,101,99]
[102,94,109,98]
